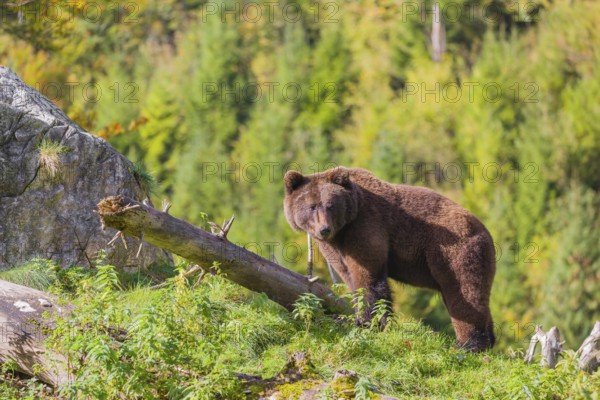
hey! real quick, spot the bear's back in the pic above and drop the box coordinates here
[346,168,487,240]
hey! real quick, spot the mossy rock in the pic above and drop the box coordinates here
[278,352,319,381]
[330,370,360,399]
[0,66,172,270]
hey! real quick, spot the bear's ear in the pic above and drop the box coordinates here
[284,170,305,193]
[329,167,351,189]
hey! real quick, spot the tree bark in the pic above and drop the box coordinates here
[430,2,446,63]
[524,325,563,368]
[0,279,70,387]
[96,195,350,314]
[524,323,600,373]
[578,321,600,372]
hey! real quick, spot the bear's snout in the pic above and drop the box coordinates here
[318,226,332,239]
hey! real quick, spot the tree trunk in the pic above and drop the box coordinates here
[0,279,70,387]
[96,195,350,314]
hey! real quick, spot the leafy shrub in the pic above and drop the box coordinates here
[0,257,87,293]
[0,255,590,399]
[292,293,325,332]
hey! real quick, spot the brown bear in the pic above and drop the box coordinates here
[283,166,496,351]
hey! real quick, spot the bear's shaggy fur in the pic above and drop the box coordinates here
[284,167,496,351]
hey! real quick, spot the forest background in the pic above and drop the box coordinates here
[1,0,599,349]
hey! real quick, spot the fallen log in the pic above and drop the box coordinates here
[0,279,70,387]
[96,195,350,314]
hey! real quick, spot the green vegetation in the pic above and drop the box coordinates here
[1,258,599,399]
[3,0,598,349]
[2,0,600,395]
[0,258,61,291]
[0,257,89,293]
[0,369,48,400]
[37,139,68,179]
[129,161,159,195]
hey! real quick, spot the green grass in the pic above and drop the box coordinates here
[0,258,62,291]
[37,138,68,179]
[1,258,599,399]
[0,377,44,400]
[129,161,159,195]
[0,256,177,293]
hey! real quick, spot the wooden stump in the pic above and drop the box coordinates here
[578,321,600,372]
[524,325,563,368]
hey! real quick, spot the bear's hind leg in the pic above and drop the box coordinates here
[430,235,495,351]
[442,292,493,352]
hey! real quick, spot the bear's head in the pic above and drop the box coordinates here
[283,167,361,241]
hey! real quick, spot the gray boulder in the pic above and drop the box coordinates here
[0,66,171,270]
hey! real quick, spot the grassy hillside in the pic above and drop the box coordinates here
[2,0,600,349]
[0,258,598,399]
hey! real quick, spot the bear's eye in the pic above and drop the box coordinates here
[309,204,317,211]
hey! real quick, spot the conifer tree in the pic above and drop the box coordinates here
[138,50,183,194]
[171,2,248,225]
